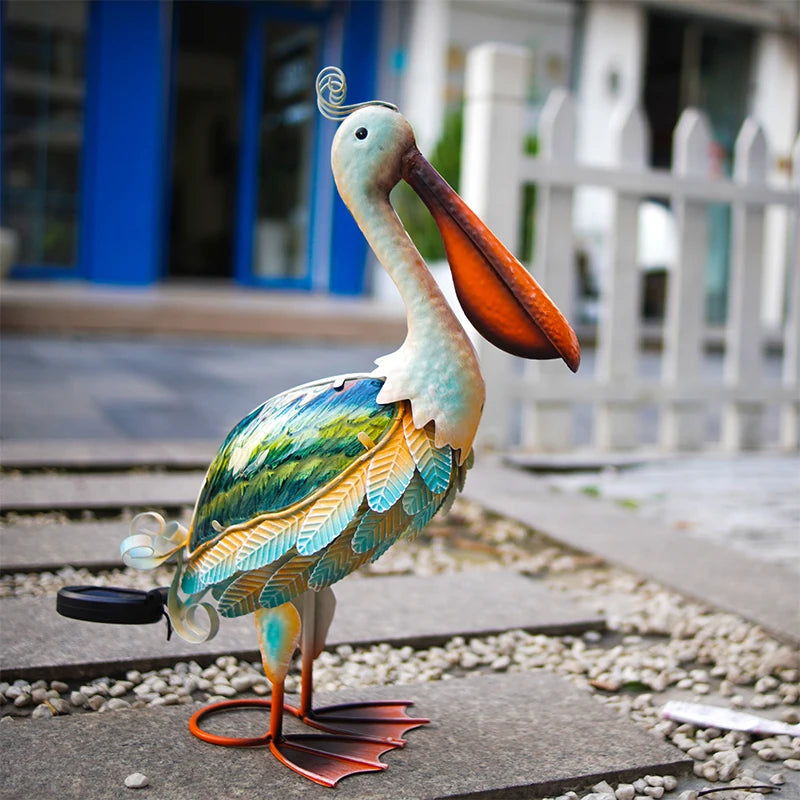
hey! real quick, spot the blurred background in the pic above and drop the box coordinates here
[1,0,798,455]
[1,0,797,313]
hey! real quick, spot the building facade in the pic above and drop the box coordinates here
[2,0,798,313]
[1,0,384,293]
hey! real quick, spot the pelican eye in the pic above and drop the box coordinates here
[355,127,368,140]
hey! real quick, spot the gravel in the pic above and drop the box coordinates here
[2,499,798,799]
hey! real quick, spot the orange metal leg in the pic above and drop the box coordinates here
[294,646,429,745]
[188,679,395,788]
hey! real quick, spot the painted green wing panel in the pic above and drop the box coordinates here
[189,377,397,553]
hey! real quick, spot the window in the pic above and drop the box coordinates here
[2,0,87,267]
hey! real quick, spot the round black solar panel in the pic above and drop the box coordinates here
[57,585,169,625]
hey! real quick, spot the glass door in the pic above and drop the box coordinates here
[253,22,318,283]
[235,7,324,289]
[1,0,87,274]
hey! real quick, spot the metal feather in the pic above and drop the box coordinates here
[217,564,277,618]
[403,415,452,494]
[352,502,409,554]
[255,603,301,684]
[366,425,416,512]
[308,526,372,590]
[296,468,366,556]
[259,553,318,609]
[234,512,304,573]
[182,530,249,595]
[403,473,447,542]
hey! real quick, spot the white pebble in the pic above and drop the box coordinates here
[87,695,105,711]
[615,784,635,800]
[31,688,48,704]
[31,703,54,719]
[50,698,70,715]
[701,763,718,781]
[769,773,785,785]
[50,681,69,694]
[124,772,149,789]
[230,675,255,693]
[784,758,800,770]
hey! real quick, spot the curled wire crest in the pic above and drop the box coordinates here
[316,66,397,121]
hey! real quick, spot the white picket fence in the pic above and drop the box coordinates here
[461,43,800,453]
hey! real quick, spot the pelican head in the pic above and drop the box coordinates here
[332,105,415,201]
[320,67,580,373]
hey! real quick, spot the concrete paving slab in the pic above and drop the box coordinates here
[1,336,389,442]
[0,671,690,800]
[0,472,204,513]
[0,440,217,471]
[1,570,604,681]
[1,521,134,573]
[464,457,800,646]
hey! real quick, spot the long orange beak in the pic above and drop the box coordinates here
[401,146,580,372]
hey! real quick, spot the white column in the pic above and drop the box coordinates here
[750,30,800,328]
[402,0,450,154]
[573,0,646,289]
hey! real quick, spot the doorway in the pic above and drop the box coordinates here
[643,11,754,322]
[167,2,244,280]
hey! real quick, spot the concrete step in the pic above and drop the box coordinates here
[0,670,690,800]
[1,520,137,573]
[464,457,800,647]
[0,281,407,342]
[0,440,217,471]
[1,570,605,681]
[0,471,203,513]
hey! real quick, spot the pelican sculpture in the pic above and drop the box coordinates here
[121,67,579,787]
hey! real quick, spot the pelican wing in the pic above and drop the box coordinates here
[188,376,398,554]
[182,376,464,615]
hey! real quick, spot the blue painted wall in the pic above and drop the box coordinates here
[79,0,171,284]
[3,0,382,293]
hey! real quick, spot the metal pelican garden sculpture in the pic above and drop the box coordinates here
[121,67,580,786]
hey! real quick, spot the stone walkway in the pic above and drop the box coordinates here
[465,457,800,648]
[1,332,797,798]
[0,449,692,799]
[0,673,689,800]
[1,571,604,681]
